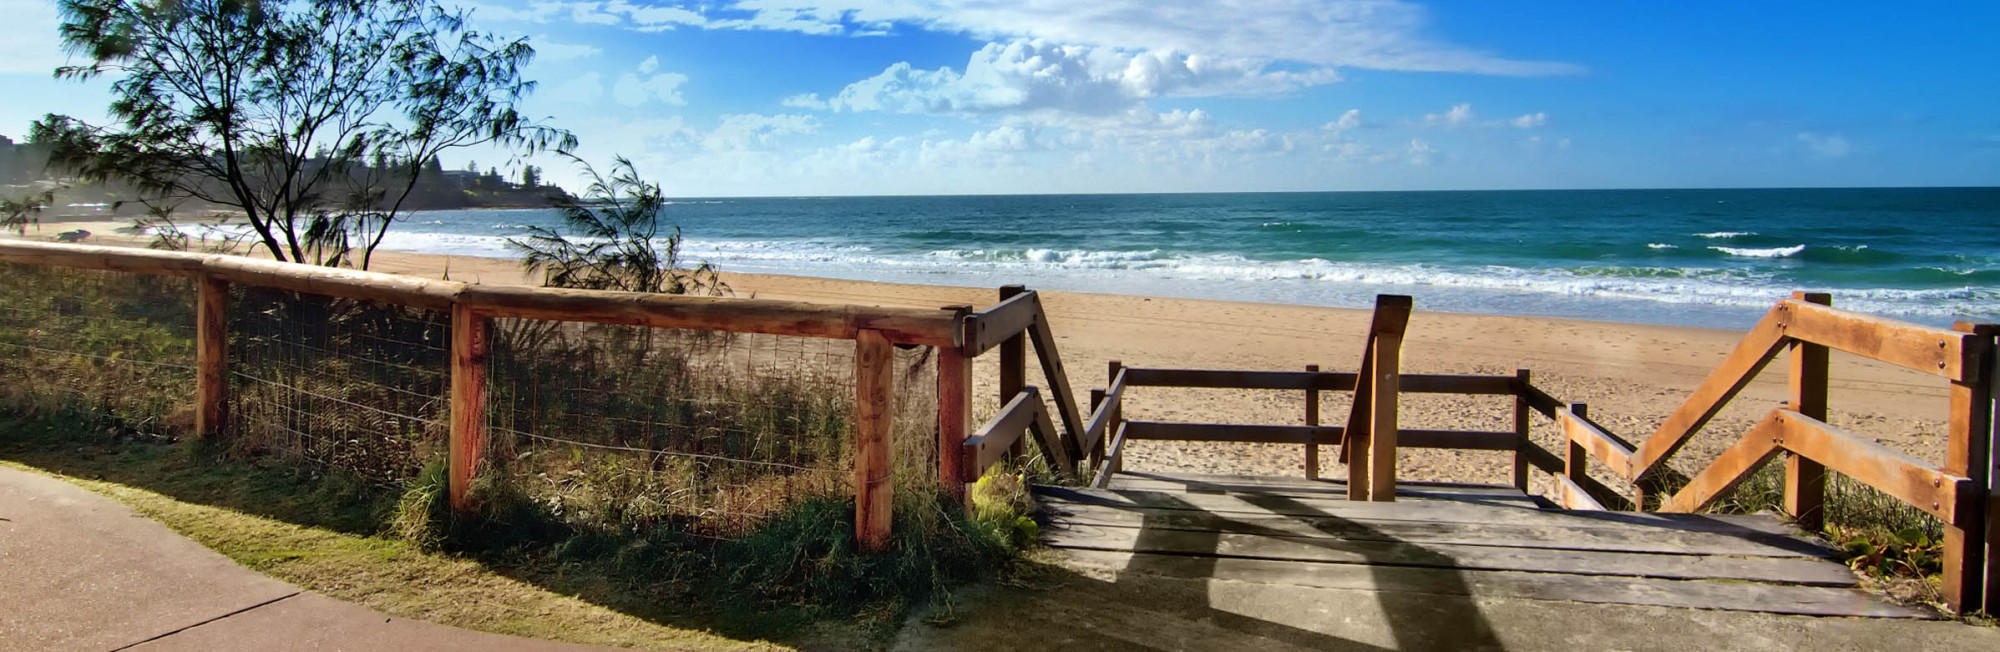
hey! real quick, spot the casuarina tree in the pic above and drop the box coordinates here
[37,0,574,268]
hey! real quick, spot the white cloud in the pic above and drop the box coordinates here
[827,39,1336,116]
[0,0,66,75]
[1404,138,1436,165]
[703,113,820,151]
[612,56,689,106]
[1421,103,1475,127]
[548,71,607,103]
[781,93,828,109]
[1509,112,1547,128]
[1323,109,1362,132]
[1796,132,1850,158]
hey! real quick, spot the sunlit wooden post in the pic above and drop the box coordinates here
[997,285,1028,458]
[937,306,973,499]
[1512,368,1532,493]
[855,328,895,551]
[1366,296,1411,502]
[1566,403,1590,505]
[1944,320,1996,614]
[194,275,229,439]
[1785,292,1831,531]
[448,302,490,512]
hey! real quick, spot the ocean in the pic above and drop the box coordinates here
[365,187,1999,329]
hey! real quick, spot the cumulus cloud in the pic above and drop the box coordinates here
[613,56,689,106]
[781,93,828,109]
[1405,138,1436,165]
[703,113,820,151]
[1509,112,1547,128]
[1796,132,1850,158]
[1323,109,1362,133]
[825,40,1336,116]
[1421,103,1475,127]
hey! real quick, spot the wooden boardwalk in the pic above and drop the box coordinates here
[1036,471,1934,619]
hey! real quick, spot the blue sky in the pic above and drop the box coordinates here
[3,1,1997,196]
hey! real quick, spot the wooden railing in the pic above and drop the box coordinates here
[0,240,965,551]
[1541,292,1996,615]
[953,285,1094,485]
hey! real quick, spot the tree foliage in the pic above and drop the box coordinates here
[509,156,724,295]
[37,0,574,268]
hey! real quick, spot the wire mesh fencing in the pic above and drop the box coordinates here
[229,287,451,485]
[0,262,197,437]
[484,319,941,538]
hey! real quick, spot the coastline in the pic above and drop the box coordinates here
[2,217,1953,486]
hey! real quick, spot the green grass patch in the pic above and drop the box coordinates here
[1705,462,1947,604]
[0,410,1032,649]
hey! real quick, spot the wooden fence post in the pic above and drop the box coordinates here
[1367,330,1402,501]
[448,302,490,512]
[1786,292,1832,532]
[195,275,229,440]
[1104,359,1121,465]
[1944,321,1996,614]
[998,285,1027,458]
[1566,403,1590,504]
[937,306,973,498]
[855,328,895,551]
[1512,369,1531,493]
[1305,364,1321,480]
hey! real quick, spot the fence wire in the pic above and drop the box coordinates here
[486,319,939,538]
[0,263,197,436]
[229,287,451,485]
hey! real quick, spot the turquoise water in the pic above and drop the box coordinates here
[369,188,1999,328]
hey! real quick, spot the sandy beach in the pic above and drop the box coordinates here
[5,216,1956,491]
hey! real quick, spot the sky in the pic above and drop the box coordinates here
[3,0,1997,196]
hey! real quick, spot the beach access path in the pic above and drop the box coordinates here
[0,465,615,651]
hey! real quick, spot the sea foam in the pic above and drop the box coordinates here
[1711,244,1805,258]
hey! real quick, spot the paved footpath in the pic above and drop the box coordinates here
[0,466,619,651]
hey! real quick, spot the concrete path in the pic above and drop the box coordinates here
[0,466,615,651]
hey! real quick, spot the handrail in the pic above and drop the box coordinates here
[1079,367,1127,454]
[1339,295,1412,501]
[960,288,1088,468]
[1660,409,1977,525]
[0,240,961,347]
[959,387,1077,483]
[1118,368,1517,394]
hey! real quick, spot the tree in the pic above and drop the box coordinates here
[38,0,573,268]
[1,188,58,236]
[519,164,539,189]
[509,155,723,295]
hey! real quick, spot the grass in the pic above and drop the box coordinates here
[0,409,1033,649]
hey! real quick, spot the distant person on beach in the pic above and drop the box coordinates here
[53,229,90,243]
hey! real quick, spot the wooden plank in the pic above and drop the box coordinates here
[961,387,1041,481]
[1340,334,1375,496]
[1520,384,1563,419]
[1521,442,1564,475]
[1024,299,1087,465]
[1125,421,1336,443]
[1512,369,1531,492]
[1102,477,1543,506]
[936,343,972,497]
[1041,522,1859,586]
[1660,414,1784,514]
[1399,430,1519,451]
[962,287,1039,355]
[1555,474,1608,511]
[1045,502,1831,557]
[0,240,208,276]
[206,254,464,311]
[1029,386,1078,481]
[1091,423,1130,489]
[1786,292,1831,531]
[1121,368,1354,390]
[1057,550,1930,619]
[1632,307,1788,480]
[1561,406,1636,479]
[456,284,956,347]
[853,328,894,551]
[1304,364,1321,480]
[1399,374,1517,395]
[1785,297,1982,382]
[1034,486,1805,537]
[194,275,229,440]
[1368,295,1410,502]
[1944,321,1996,614]
[1777,410,1972,526]
[1100,360,1121,464]
[997,286,1027,458]
[1110,471,1529,495]
[447,304,490,511]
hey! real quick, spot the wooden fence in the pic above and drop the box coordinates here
[0,240,961,551]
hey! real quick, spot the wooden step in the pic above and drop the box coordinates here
[1059,549,1931,619]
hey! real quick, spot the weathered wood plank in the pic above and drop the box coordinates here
[1120,421,1515,450]
[1632,307,1788,479]
[1512,369,1532,492]
[1555,474,1608,511]
[1044,502,1831,558]
[1042,522,1859,586]
[194,275,229,440]
[458,283,956,346]
[0,240,208,276]
[1776,410,1971,526]
[1090,423,1130,489]
[962,287,1039,355]
[1079,368,1127,453]
[1660,415,1784,514]
[1562,407,1636,479]
[936,343,971,497]
[1103,477,1543,505]
[1057,550,1930,619]
[1785,297,1982,382]
[997,285,1027,458]
[961,388,1041,481]
[1786,292,1832,531]
[1111,470,1526,494]
[1035,486,1802,537]
[447,304,489,512]
[1024,293,1088,466]
[1304,364,1320,480]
